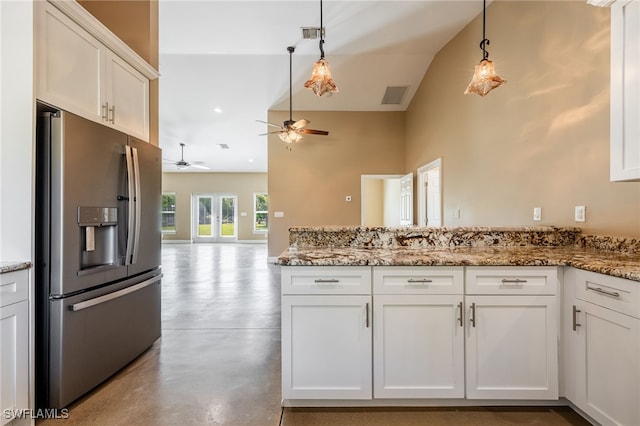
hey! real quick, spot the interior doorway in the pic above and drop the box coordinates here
[192,193,238,242]
[417,158,442,227]
[361,173,413,227]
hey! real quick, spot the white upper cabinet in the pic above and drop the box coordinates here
[610,0,640,181]
[36,0,156,141]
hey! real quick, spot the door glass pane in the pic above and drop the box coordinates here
[220,197,235,237]
[198,196,213,236]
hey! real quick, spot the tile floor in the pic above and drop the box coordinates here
[37,243,591,426]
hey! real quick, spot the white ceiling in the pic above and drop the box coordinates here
[159,0,483,173]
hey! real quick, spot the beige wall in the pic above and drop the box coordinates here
[162,172,268,242]
[405,1,640,237]
[268,111,405,256]
[78,0,159,147]
[362,178,384,226]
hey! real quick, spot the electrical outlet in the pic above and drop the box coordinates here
[575,206,586,222]
[533,207,542,221]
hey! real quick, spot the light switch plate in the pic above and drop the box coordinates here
[533,207,542,221]
[274,211,284,218]
[575,206,586,222]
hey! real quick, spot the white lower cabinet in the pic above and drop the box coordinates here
[373,294,464,398]
[281,265,560,403]
[567,269,640,426]
[1,270,30,426]
[465,295,558,399]
[281,267,372,400]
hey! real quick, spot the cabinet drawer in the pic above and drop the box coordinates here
[465,267,558,295]
[373,266,463,295]
[575,269,640,318]
[1,270,29,308]
[281,266,371,295]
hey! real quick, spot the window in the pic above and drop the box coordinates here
[254,193,268,233]
[162,193,176,233]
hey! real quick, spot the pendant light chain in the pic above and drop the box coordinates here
[480,0,490,60]
[319,0,325,59]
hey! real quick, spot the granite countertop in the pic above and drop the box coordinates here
[0,261,33,274]
[277,226,640,282]
[277,246,640,281]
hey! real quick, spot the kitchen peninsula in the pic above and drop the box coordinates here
[277,226,640,426]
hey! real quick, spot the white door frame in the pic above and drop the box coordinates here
[417,158,442,227]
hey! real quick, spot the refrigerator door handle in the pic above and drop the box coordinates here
[131,146,142,264]
[69,275,161,312]
[124,146,135,265]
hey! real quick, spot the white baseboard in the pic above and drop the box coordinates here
[161,240,191,244]
[162,239,268,244]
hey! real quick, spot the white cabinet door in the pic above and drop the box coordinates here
[610,0,640,181]
[106,51,149,141]
[0,300,28,426]
[373,294,464,398]
[281,295,372,400]
[465,295,558,400]
[573,301,640,426]
[36,2,104,122]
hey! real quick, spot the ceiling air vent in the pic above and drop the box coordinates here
[381,86,409,105]
[217,143,229,150]
[301,27,324,40]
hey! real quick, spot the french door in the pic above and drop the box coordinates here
[192,193,237,242]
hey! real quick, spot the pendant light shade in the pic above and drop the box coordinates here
[464,0,505,97]
[305,0,338,96]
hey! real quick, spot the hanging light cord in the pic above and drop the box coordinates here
[479,0,490,60]
[319,0,325,59]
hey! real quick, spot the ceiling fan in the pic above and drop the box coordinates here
[257,46,329,143]
[163,143,209,170]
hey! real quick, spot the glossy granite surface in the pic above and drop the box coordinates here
[278,226,640,282]
[0,261,32,274]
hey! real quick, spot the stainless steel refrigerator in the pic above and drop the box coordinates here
[35,105,162,409]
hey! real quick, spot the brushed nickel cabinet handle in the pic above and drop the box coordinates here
[457,301,464,327]
[314,278,339,283]
[102,102,109,121]
[501,278,528,284]
[572,305,581,331]
[108,105,116,124]
[365,302,369,328]
[407,278,433,284]
[587,286,620,298]
[470,302,476,327]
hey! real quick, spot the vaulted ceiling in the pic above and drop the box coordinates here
[159,1,484,173]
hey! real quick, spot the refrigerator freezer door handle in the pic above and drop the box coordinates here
[69,275,161,312]
[124,146,135,265]
[131,146,142,264]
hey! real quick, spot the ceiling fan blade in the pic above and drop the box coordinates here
[190,164,210,170]
[256,119,283,129]
[291,119,309,130]
[258,131,283,136]
[163,158,179,163]
[302,129,329,136]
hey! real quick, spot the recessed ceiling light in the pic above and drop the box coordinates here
[248,158,254,163]
[213,107,222,113]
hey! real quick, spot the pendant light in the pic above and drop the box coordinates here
[464,0,506,97]
[304,0,338,96]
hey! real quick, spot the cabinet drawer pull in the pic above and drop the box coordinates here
[572,305,581,331]
[108,105,116,124]
[470,302,476,327]
[407,278,433,284]
[586,285,620,298]
[314,278,339,283]
[457,301,464,327]
[501,278,527,284]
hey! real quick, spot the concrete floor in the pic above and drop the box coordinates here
[37,243,591,426]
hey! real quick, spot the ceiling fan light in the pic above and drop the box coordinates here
[304,58,338,97]
[279,129,303,144]
[464,59,506,97]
